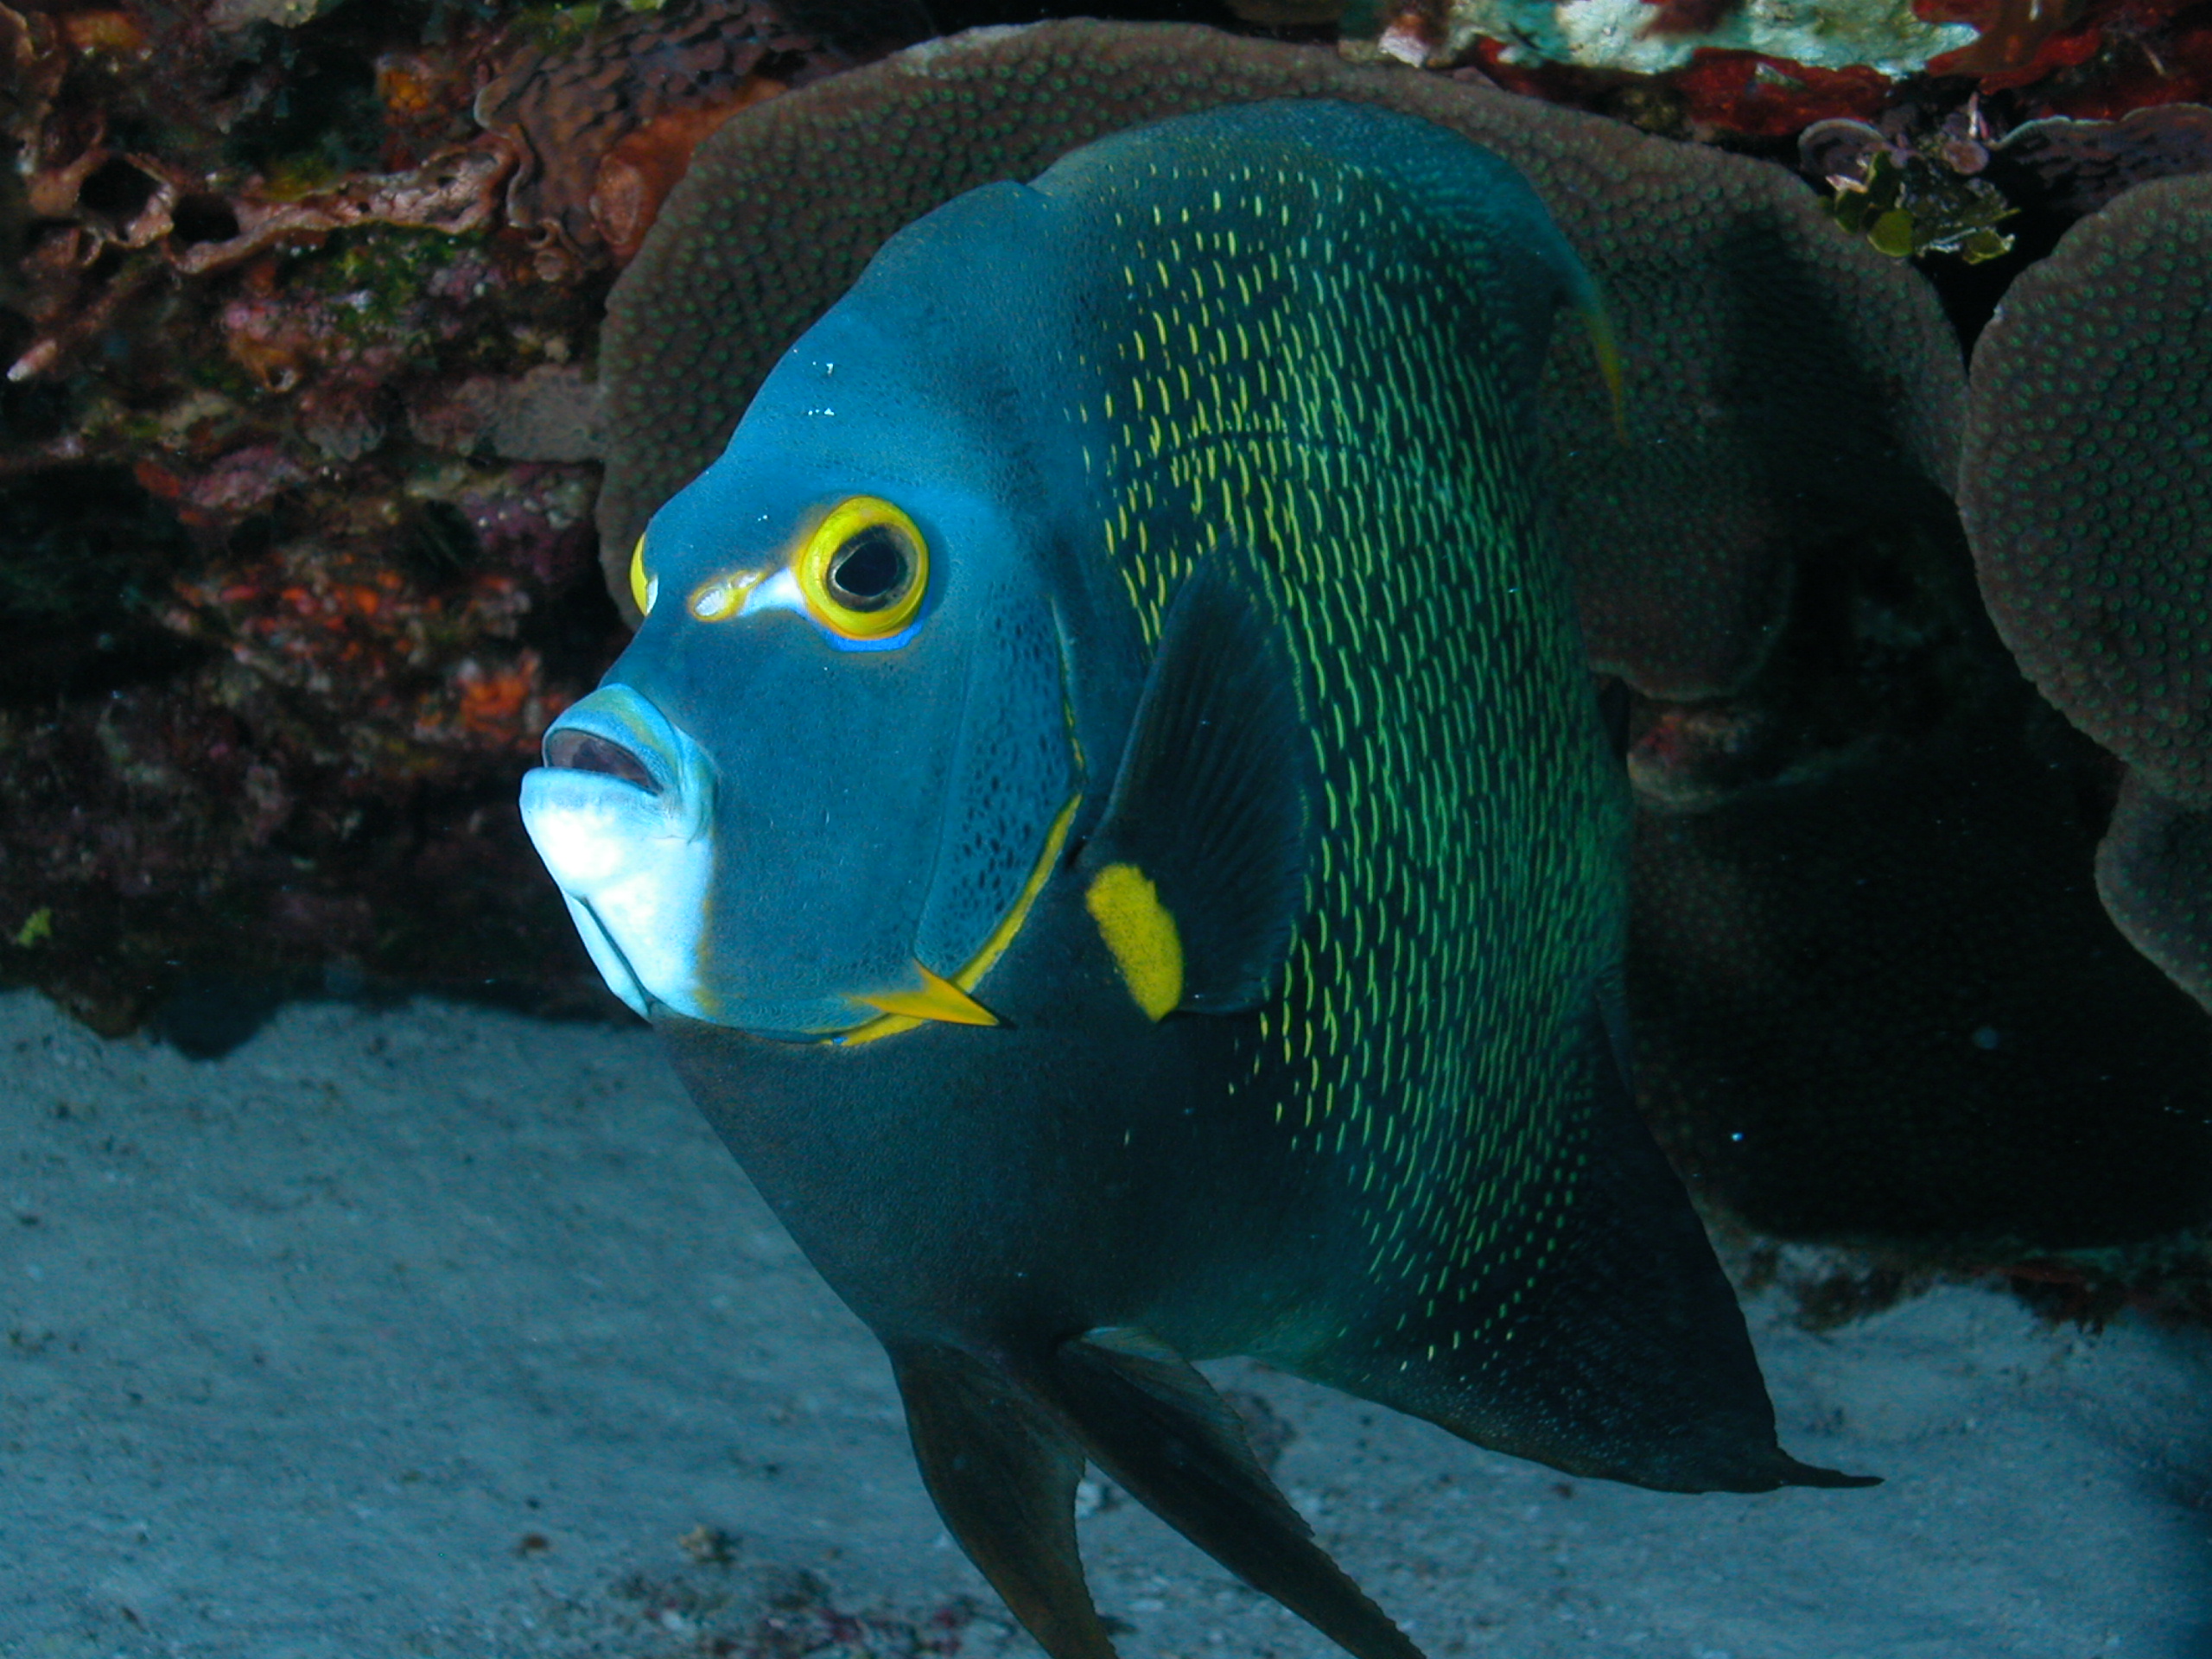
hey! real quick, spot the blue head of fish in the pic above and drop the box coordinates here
[520,187,1085,1038]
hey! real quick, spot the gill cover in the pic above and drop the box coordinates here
[522,181,1087,1035]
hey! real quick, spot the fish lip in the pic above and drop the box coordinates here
[543,728,660,793]
[539,683,714,841]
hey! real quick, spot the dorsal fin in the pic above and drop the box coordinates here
[1080,550,1314,1015]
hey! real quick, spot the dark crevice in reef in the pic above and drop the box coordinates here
[0,466,208,706]
[1629,515,2212,1258]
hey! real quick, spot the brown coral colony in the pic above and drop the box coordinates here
[0,0,840,1030]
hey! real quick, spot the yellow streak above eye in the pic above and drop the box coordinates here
[689,569,762,622]
[1084,861,1183,1022]
[856,962,999,1027]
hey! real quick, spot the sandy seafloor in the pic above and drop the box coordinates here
[3,988,2210,1659]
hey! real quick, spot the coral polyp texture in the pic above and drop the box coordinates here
[1963,171,2212,798]
[601,18,1961,699]
[1959,174,2212,1005]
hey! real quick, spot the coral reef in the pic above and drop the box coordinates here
[1356,0,1977,81]
[1958,173,2212,1012]
[1986,100,2212,213]
[474,0,840,270]
[6,0,2212,1293]
[1342,0,2212,135]
[0,0,772,1031]
[1961,175,2212,799]
[601,18,1961,701]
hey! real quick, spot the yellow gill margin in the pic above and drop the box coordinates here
[841,791,1083,1046]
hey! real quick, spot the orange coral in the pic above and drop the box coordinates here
[473,0,839,269]
[589,79,787,264]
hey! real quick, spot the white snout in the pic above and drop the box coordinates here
[519,686,721,1021]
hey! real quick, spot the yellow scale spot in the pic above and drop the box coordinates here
[1085,862,1184,1021]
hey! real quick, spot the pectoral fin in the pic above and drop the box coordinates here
[1082,550,1314,1015]
[1046,1327,1424,1659]
[889,1343,1118,1659]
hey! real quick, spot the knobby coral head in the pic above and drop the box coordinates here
[1960,173,2212,1009]
[597,17,1963,704]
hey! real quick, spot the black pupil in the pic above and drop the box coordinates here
[829,528,909,610]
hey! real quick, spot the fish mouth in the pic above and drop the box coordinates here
[535,686,713,838]
[519,683,721,1021]
[544,727,659,793]
[522,687,1078,1040]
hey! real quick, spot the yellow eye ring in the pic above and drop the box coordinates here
[628,533,656,618]
[794,497,929,640]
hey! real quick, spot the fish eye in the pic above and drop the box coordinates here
[827,527,911,611]
[797,497,929,640]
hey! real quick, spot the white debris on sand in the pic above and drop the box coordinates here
[3,990,2208,1659]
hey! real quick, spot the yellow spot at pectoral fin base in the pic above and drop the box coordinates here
[1086,862,1183,1021]
[858,961,1000,1027]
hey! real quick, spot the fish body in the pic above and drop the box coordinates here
[522,100,1863,1659]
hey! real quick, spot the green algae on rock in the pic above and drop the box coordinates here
[1800,121,2019,264]
[598,17,1963,701]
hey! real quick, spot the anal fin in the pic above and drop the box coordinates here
[1046,1326,1424,1659]
[890,1344,1119,1659]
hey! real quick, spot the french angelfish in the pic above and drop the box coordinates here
[519,100,1867,1659]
